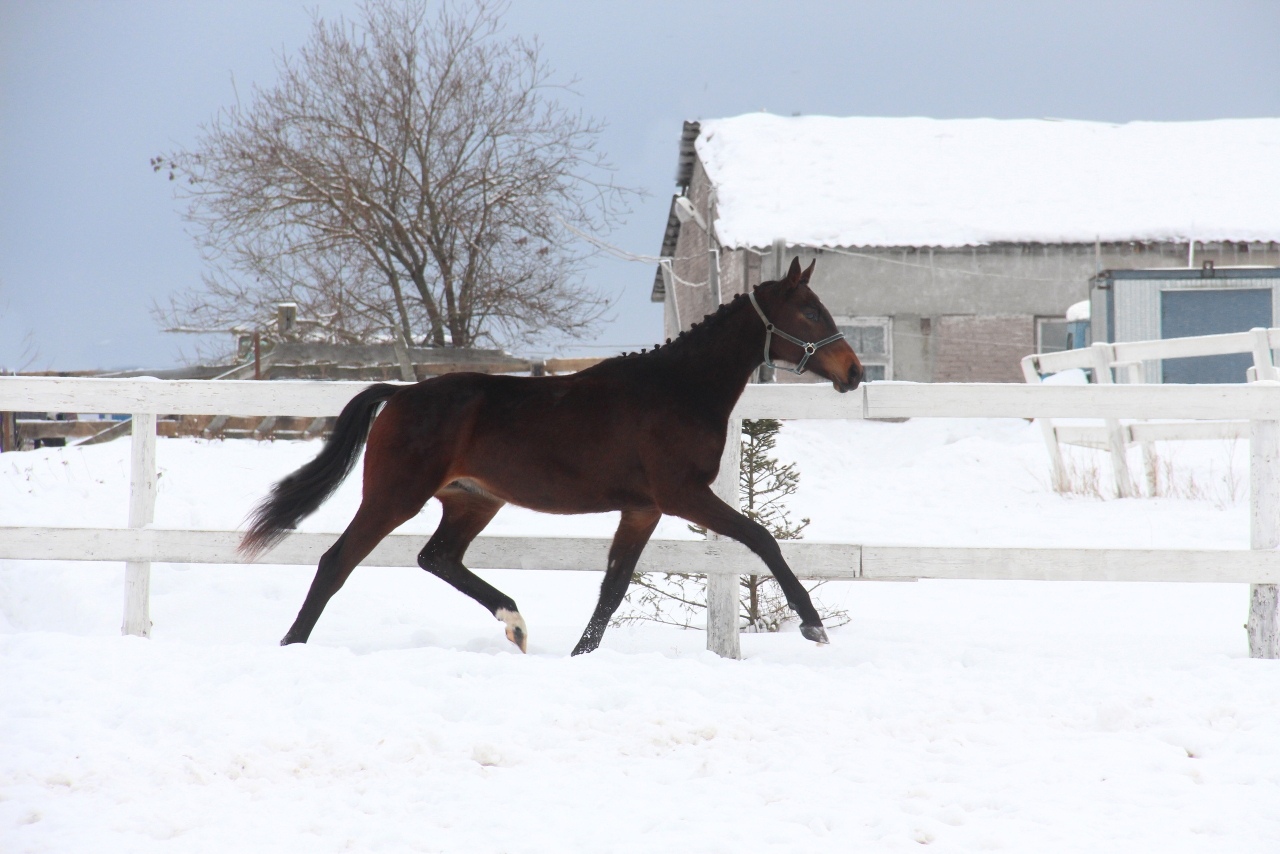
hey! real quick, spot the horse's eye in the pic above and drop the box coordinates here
[803,309,819,321]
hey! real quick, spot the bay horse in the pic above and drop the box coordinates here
[240,258,863,654]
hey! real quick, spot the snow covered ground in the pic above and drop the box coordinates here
[3,418,1280,852]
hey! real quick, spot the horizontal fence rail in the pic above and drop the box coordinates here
[864,380,1280,421]
[1029,327,1280,376]
[7,375,1280,420]
[1021,327,1280,502]
[0,528,856,578]
[7,527,1280,585]
[1,375,1278,658]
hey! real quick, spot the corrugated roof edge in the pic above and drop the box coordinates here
[1092,266,1280,282]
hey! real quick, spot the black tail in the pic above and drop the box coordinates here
[240,383,399,558]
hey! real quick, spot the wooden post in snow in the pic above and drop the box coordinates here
[392,329,417,382]
[1089,342,1135,498]
[1247,332,1279,658]
[1251,327,1279,382]
[706,417,742,659]
[705,245,740,657]
[122,411,157,637]
[0,409,15,453]
[1020,355,1066,491]
[1249,412,1280,658]
[1117,361,1158,497]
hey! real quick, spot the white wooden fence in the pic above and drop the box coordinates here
[1,376,1278,659]
[1022,327,1280,498]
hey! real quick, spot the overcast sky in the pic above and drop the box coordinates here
[2,0,1279,372]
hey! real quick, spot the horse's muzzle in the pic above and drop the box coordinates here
[833,363,863,393]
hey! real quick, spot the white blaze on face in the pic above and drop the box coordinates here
[496,608,527,653]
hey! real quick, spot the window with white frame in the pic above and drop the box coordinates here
[835,316,891,381]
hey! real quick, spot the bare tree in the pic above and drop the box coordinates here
[154,0,630,354]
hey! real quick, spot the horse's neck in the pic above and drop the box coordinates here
[669,299,764,420]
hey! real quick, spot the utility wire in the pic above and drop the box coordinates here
[558,219,709,288]
[564,220,1083,288]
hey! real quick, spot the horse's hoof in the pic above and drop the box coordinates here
[570,633,600,656]
[800,624,830,645]
[507,625,527,653]
[497,608,527,653]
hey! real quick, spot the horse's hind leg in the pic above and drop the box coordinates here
[281,431,444,644]
[571,508,662,656]
[417,484,527,651]
[280,490,432,644]
[281,530,357,645]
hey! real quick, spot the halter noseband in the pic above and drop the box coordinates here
[748,290,846,376]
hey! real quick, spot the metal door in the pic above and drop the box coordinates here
[1160,288,1272,383]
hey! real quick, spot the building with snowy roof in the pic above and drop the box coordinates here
[652,115,1280,383]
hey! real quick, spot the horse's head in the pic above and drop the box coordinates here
[752,257,864,393]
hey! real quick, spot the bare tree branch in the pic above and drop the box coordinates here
[154,0,633,353]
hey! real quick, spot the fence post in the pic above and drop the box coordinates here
[1250,327,1278,382]
[1089,342,1135,498]
[706,417,742,659]
[1249,414,1280,658]
[122,412,157,637]
[1,409,14,453]
[1117,360,1159,495]
[392,328,417,382]
[1020,355,1066,491]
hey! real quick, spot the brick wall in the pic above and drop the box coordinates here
[933,315,1034,383]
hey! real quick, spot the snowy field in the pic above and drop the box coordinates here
[3,417,1280,852]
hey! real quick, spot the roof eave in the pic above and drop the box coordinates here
[650,195,686,301]
[652,119,704,302]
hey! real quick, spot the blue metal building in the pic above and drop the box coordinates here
[1089,265,1280,383]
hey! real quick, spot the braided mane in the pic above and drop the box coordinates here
[617,290,755,361]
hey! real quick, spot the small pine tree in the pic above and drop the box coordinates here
[616,419,847,632]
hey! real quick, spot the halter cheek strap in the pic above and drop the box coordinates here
[748,290,847,376]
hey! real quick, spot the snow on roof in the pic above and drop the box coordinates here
[695,115,1280,249]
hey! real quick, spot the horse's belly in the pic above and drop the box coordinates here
[450,391,658,514]
[452,463,652,516]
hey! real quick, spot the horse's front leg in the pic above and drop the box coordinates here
[571,507,662,655]
[662,486,828,644]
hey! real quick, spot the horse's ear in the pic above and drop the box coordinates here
[800,259,816,285]
[784,257,803,289]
